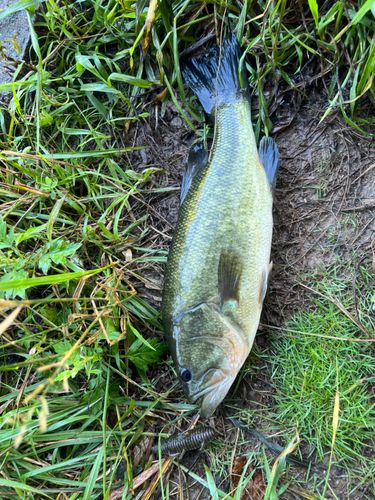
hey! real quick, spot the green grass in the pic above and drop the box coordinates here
[0,0,374,498]
[271,266,374,462]
[204,266,374,498]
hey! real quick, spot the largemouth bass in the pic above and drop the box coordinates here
[162,36,279,418]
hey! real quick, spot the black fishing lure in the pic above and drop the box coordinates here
[152,426,216,456]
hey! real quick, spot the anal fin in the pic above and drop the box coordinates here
[259,137,280,189]
[259,261,273,305]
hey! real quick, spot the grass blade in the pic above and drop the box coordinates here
[0,268,106,292]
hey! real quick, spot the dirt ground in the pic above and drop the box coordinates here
[126,90,374,499]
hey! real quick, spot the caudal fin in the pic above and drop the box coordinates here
[181,35,248,115]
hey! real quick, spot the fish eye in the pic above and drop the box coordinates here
[180,369,192,382]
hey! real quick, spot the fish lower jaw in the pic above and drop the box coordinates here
[198,351,250,418]
[199,373,238,418]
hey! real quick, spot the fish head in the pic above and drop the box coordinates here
[172,303,249,418]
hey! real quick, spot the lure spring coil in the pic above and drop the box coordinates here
[152,426,216,456]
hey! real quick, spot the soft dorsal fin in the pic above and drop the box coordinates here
[180,142,208,204]
[218,251,242,313]
[259,136,280,189]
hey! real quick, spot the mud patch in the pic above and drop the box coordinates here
[267,99,374,325]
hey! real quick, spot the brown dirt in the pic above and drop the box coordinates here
[269,99,374,323]
[126,92,374,499]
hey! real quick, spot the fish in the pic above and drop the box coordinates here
[162,35,279,418]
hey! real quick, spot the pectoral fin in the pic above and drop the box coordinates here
[259,137,280,189]
[218,252,242,313]
[180,142,208,204]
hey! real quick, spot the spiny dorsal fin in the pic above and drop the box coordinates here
[218,251,242,312]
[180,142,208,204]
[259,137,280,189]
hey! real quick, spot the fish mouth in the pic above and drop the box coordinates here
[190,369,236,418]
[200,375,236,417]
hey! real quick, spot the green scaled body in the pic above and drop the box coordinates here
[162,36,279,418]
